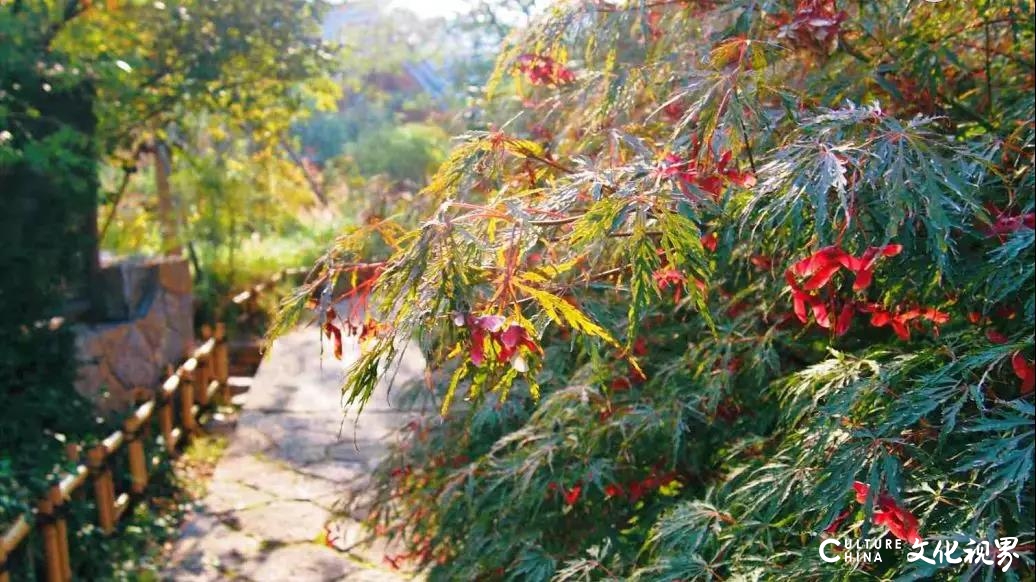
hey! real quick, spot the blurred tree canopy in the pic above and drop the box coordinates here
[58,0,339,156]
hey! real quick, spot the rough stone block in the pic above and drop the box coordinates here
[73,255,195,414]
[110,326,161,392]
[161,290,195,362]
[137,299,167,356]
[157,257,193,295]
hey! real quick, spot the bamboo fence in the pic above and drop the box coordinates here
[0,324,228,582]
[0,267,306,581]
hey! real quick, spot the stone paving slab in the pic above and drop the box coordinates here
[164,328,425,581]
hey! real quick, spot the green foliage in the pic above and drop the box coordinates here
[1,0,103,535]
[285,0,1036,579]
[350,123,450,185]
[53,0,339,154]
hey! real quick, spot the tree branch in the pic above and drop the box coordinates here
[281,138,328,207]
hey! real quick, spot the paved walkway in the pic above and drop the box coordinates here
[165,327,425,581]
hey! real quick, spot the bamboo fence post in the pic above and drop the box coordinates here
[47,485,71,582]
[37,494,61,582]
[158,400,174,454]
[87,446,116,535]
[179,363,196,436]
[124,416,148,495]
[196,325,213,407]
[158,384,176,455]
[214,323,229,403]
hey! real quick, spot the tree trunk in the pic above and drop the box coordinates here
[155,140,181,256]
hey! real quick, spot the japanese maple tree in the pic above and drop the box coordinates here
[275,0,1034,578]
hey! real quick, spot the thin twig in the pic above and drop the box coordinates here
[98,169,135,241]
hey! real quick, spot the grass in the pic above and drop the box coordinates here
[174,433,230,500]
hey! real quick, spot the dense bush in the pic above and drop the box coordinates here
[284,0,1036,579]
[1,0,103,530]
[349,123,450,186]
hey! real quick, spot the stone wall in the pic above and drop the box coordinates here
[73,257,194,413]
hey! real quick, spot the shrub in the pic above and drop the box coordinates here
[280,1,1034,579]
[348,122,449,184]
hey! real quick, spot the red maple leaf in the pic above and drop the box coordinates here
[498,324,542,363]
[1011,352,1035,395]
[824,508,852,534]
[986,329,1009,345]
[980,204,1036,239]
[701,232,718,252]
[654,267,688,302]
[633,337,648,356]
[853,482,921,545]
[516,54,576,85]
[834,302,855,336]
[323,322,343,359]
[563,483,583,506]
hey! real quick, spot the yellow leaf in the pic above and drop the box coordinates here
[441,362,469,416]
[515,283,618,348]
[502,138,545,159]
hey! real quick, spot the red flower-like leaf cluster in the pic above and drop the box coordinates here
[322,307,388,359]
[455,314,541,371]
[653,267,686,292]
[970,307,1024,357]
[784,244,950,339]
[605,469,679,503]
[857,303,950,341]
[609,365,647,392]
[653,263,708,304]
[750,254,774,271]
[851,482,922,545]
[701,232,718,252]
[1012,353,1035,395]
[980,204,1035,239]
[547,481,583,506]
[632,337,648,356]
[788,244,901,292]
[323,320,344,359]
[662,100,685,122]
[659,150,756,200]
[516,54,576,86]
[773,0,847,54]
[563,483,582,505]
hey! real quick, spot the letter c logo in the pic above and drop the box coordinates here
[819,539,841,563]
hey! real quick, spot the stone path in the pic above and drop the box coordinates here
[165,327,425,581]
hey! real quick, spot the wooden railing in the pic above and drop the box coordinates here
[0,267,308,581]
[0,324,229,582]
[230,266,308,324]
